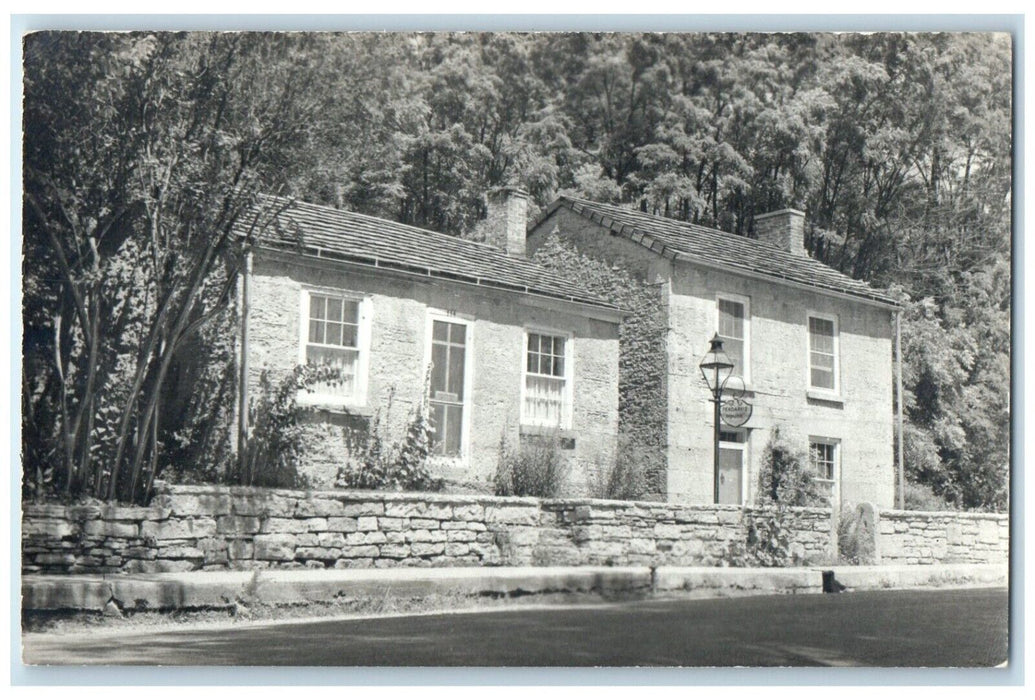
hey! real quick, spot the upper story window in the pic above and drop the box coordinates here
[522,331,572,429]
[807,313,838,392]
[717,295,750,383]
[299,289,368,406]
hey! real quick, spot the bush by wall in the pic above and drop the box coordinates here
[721,429,831,566]
[493,433,568,498]
[591,434,650,501]
[335,387,443,493]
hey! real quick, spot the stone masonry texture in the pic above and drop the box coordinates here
[872,508,1009,566]
[22,484,837,575]
[244,251,620,492]
[528,207,896,508]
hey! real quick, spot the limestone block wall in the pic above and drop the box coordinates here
[245,251,620,492]
[22,485,833,575]
[536,500,833,566]
[873,508,1009,565]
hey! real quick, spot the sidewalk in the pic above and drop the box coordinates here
[21,562,1008,613]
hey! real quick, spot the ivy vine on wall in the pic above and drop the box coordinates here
[531,232,668,498]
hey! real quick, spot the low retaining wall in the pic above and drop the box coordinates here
[21,485,833,574]
[873,507,1009,565]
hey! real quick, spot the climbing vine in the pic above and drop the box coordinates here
[335,375,444,493]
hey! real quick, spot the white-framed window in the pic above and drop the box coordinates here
[807,312,839,393]
[809,437,841,505]
[427,314,472,459]
[717,294,750,383]
[298,288,370,407]
[521,330,573,429]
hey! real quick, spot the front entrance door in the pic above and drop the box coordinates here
[718,431,746,505]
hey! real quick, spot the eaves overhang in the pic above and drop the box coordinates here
[253,242,628,323]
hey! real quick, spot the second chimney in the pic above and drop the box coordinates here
[483,187,528,257]
[753,208,807,256]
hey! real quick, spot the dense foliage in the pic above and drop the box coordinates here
[755,429,828,508]
[23,32,1011,508]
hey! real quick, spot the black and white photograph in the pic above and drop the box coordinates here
[15,21,1014,674]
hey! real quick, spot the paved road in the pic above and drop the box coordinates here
[23,588,1008,667]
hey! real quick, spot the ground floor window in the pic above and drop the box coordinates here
[299,288,367,406]
[522,331,572,429]
[809,438,840,504]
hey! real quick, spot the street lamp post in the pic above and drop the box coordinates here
[699,333,734,504]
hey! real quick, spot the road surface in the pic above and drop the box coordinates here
[23,587,1008,667]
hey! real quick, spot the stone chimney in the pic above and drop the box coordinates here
[483,187,529,257]
[753,208,807,256]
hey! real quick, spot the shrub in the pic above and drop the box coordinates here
[721,508,807,568]
[239,368,315,489]
[592,434,649,500]
[755,428,827,508]
[721,428,827,567]
[494,433,568,498]
[901,480,957,511]
[837,505,877,565]
[335,386,443,493]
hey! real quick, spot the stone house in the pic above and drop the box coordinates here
[235,191,622,493]
[527,196,901,508]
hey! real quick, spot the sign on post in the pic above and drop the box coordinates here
[720,397,752,427]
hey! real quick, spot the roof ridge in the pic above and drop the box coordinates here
[245,193,622,313]
[548,195,898,307]
[559,194,790,254]
[258,193,530,258]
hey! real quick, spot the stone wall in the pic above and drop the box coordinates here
[22,485,833,575]
[873,507,1009,565]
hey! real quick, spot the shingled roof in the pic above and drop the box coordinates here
[536,196,899,307]
[238,196,620,313]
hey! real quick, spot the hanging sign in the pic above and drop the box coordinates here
[720,397,753,427]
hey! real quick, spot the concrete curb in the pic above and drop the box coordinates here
[824,563,1008,591]
[22,566,654,612]
[21,563,1008,612]
[654,567,824,596]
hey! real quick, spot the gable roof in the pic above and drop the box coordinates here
[238,195,620,314]
[535,196,899,307]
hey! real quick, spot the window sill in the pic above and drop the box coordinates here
[296,393,373,417]
[806,390,844,407]
[426,454,468,469]
[519,424,576,438]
